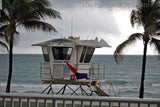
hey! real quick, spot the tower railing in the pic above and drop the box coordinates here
[89,63,106,81]
[75,63,106,81]
[40,62,106,81]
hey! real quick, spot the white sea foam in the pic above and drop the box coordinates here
[152,83,160,87]
[0,82,47,93]
[0,83,88,94]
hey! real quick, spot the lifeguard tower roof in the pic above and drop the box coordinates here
[32,37,111,48]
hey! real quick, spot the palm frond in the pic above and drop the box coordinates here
[149,9,160,20]
[0,27,8,42]
[0,9,9,23]
[36,8,61,19]
[16,10,41,24]
[148,0,160,21]
[10,0,29,19]
[27,0,61,19]
[137,0,157,27]
[0,33,5,39]
[18,7,61,21]
[139,0,152,9]
[2,0,12,10]
[150,37,160,55]
[21,20,57,32]
[114,33,143,64]
[29,0,51,8]
[0,24,8,32]
[27,0,61,20]
[0,40,9,52]
[130,10,142,27]
[16,0,61,24]
[0,24,10,42]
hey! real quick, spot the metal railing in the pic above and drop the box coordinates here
[0,93,160,107]
[40,62,106,81]
[89,63,106,81]
[74,63,106,81]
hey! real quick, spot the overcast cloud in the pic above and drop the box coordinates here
[1,0,147,54]
[51,0,137,9]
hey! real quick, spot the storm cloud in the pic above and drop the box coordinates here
[1,0,138,54]
[51,0,138,9]
[47,0,123,38]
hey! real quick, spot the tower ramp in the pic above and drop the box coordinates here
[90,85,109,96]
[94,86,109,96]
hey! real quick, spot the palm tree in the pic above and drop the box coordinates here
[0,0,61,93]
[114,0,160,98]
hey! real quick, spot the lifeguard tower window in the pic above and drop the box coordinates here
[79,47,95,63]
[42,47,50,62]
[52,47,72,60]
[84,47,95,63]
[79,47,87,63]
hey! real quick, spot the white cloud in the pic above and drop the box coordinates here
[53,7,120,38]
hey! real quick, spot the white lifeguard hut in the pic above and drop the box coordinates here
[32,37,111,96]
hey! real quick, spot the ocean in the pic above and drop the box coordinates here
[0,54,160,98]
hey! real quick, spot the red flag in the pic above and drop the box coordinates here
[65,61,77,74]
[66,61,89,80]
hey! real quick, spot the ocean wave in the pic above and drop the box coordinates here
[152,83,160,87]
[105,80,128,85]
[0,83,88,94]
[0,82,47,93]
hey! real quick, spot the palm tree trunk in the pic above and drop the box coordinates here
[139,41,148,98]
[6,38,13,93]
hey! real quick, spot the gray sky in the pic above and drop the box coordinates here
[1,0,157,55]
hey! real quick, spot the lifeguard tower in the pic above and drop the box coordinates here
[32,37,111,96]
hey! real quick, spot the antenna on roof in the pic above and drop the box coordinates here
[87,35,89,40]
[71,19,73,36]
